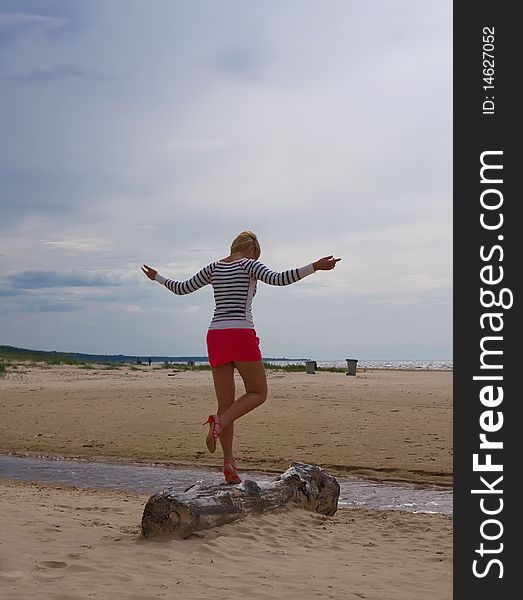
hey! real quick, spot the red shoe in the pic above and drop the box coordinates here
[223,461,241,484]
[202,415,221,453]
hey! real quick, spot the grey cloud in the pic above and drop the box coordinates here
[213,47,266,82]
[0,11,67,34]
[7,270,127,289]
[27,299,79,313]
[0,282,152,315]
[186,247,223,253]
[0,10,68,53]
[1,63,88,82]
[0,298,79,314]
[0,170,82,230]
[0,164,141,231]
[0,288,20,297]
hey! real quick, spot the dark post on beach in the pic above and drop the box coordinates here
[346,358,358,376]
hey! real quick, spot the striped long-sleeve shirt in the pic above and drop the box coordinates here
[155,258,315,329]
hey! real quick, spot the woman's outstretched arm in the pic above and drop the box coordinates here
[241,255,341,286]
[141,263,214,295]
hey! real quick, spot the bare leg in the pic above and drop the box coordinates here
[218,361,267,429]
[210,362,235,462]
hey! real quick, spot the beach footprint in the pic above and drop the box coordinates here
[36,560,68,569]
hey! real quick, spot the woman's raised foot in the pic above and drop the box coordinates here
[203,414,222,453]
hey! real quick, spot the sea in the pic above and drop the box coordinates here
[271,359,452,370]
[183,359,453,371]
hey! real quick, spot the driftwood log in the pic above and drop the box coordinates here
[141,462,340,539]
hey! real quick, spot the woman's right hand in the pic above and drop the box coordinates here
[141,264,157,281]
[313,256,342,271]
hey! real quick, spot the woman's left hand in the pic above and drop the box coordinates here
[141,264,157,281]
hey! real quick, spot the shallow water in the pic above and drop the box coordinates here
[0,454,452,516]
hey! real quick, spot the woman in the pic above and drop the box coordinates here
[142,231,341,484]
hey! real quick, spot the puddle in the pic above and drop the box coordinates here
[0,454,452,515]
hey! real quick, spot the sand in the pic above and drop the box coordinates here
[0,479,452,600]
[0,364,452,485]
[0,363,453,599]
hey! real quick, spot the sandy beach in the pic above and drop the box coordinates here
[0,363,453,599]
[0,364,452,485]
[0,479,452,600]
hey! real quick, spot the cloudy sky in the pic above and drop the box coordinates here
[0,0,452,360]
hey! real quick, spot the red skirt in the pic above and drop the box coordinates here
[206,328,262,368]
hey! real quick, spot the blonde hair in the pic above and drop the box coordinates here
[230,230,261,260]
